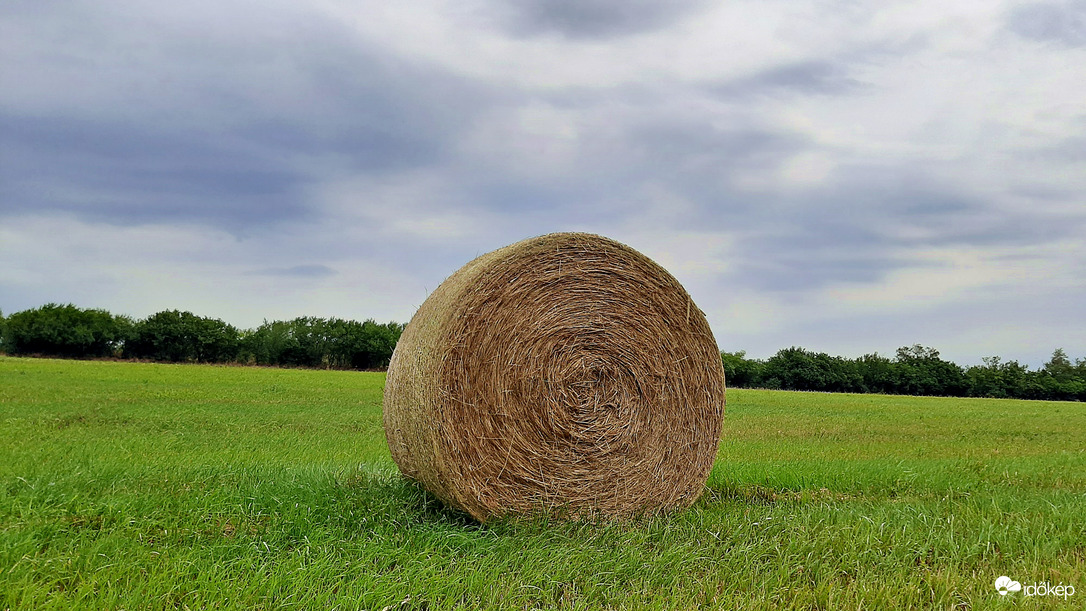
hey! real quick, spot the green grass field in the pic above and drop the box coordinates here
[1,356,1083,610]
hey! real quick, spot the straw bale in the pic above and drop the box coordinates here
[383,232,725,521]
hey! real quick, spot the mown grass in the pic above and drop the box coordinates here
[1,356,1083,610]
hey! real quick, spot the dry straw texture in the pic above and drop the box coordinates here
[383,232,725,522]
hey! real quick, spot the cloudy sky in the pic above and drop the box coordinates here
[2,0,1084,366]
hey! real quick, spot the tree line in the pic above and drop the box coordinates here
[2,303,1083,401]
[722,345,1086,402]
[0,303,404,370]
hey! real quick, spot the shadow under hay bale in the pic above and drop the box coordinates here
[384,232,726,522]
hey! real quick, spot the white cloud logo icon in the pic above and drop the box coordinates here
[995,576,1022,596]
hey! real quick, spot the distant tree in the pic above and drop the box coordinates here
[895,344,944,361]
[280,316,331,367]
[762,347,862,392]
[1043,349,1075,382]
[720,350,764,388]
[893,345,967,396]
[239,320,297,366]
[1019,370,1057,400]
[239,317,403,369]
[2,303,130,358]
[323,317,399,369]
[965,356,1029,399]
[1075,357,1086,402]
[192,315,241,363]
[853,353,896,394]
[126,310,240,363]
[348,319,404,369]
[1032,349,1085,401]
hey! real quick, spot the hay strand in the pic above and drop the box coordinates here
[383,232,725,521]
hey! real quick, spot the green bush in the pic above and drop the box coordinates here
[720,350,764,388]
[1,303,131,358]
[239,320,297,366]
[762,347,863,393]
[240,317,404,369]
[853,353,896,394]
[892,345,967,396]
[126,310,240,363]
[965,356,1028,399]
[341,319,404,369]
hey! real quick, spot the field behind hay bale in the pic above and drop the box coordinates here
[1,356,1083,610]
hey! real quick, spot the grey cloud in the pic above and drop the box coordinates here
[630,121,805,165]
[709,61,868,99]
[735,253,918,294]
[245,265,337,278]
[1008,1,1086,46]
[0,112,311,231]
[454,114,811,236]
[1007,184,1081,201]
[0,4,490,233]
[494,0,705,39]
[717,164,1084,295]
[1027,135,1086,161]
[726,206,910,294]
[610,118,810,203]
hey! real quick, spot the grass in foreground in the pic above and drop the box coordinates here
[0,356,1083,610]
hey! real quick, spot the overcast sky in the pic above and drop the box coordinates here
[2,0,1084,366]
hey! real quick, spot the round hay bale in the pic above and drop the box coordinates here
[383,232,725,521]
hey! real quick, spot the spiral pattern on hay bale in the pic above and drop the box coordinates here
[383,232,725,521]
